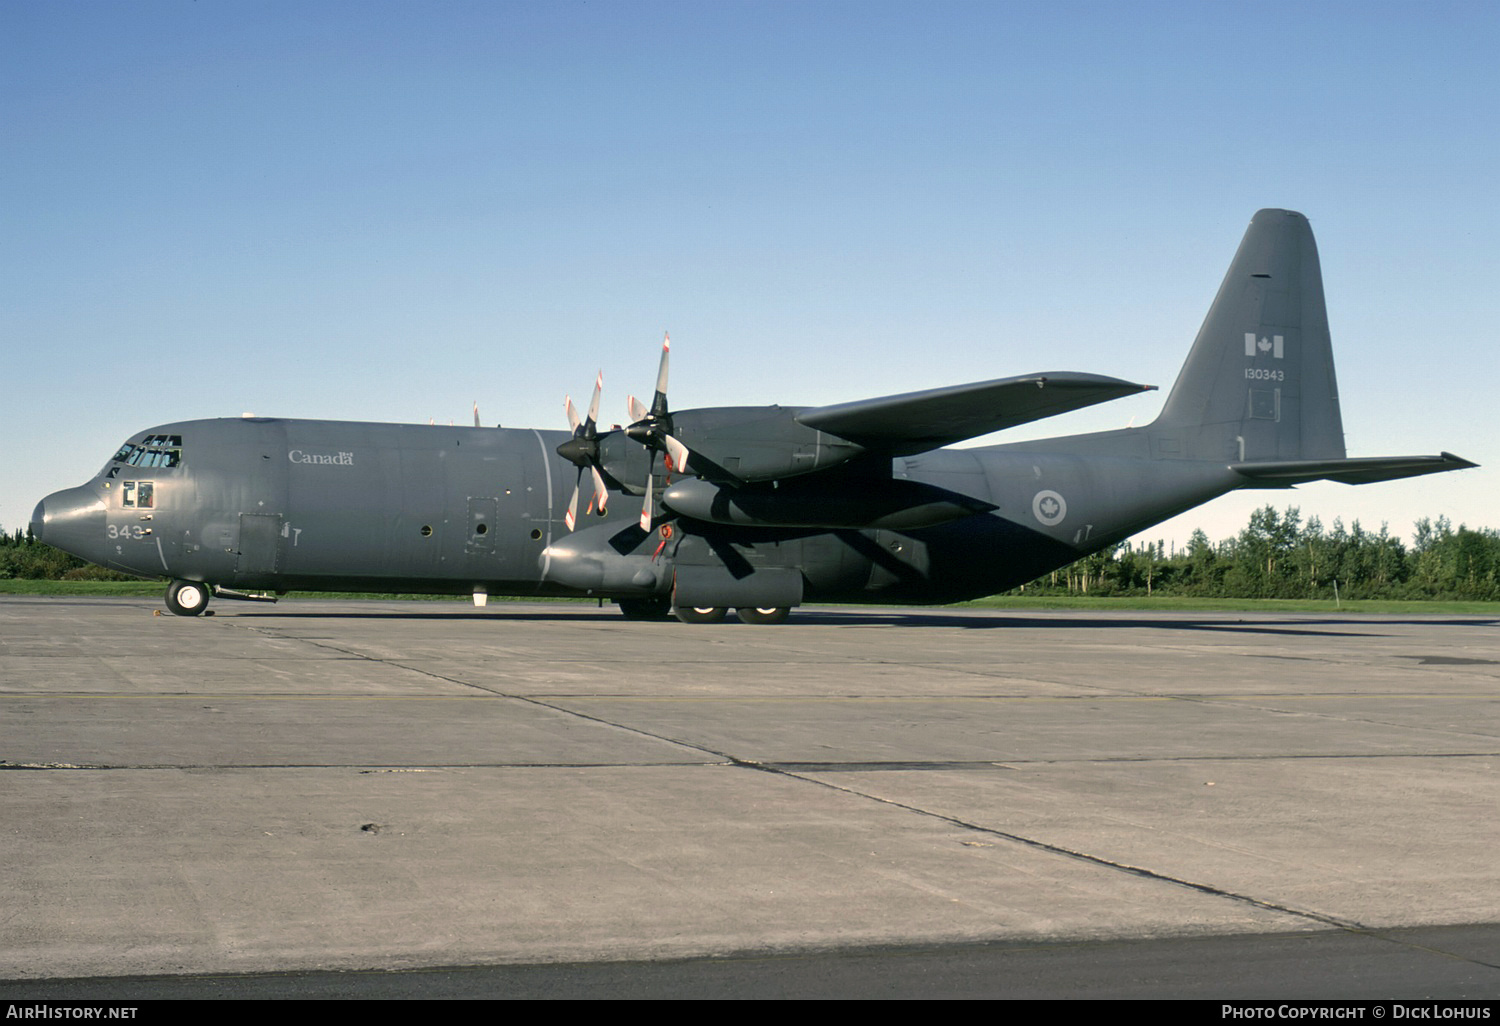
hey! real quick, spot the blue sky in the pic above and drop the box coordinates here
[4,0,1495,550]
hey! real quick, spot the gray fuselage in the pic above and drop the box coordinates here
[35,414,1242,605]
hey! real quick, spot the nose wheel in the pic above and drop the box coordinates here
[165,579,212,617]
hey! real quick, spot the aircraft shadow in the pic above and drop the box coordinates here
[214,605,1500,638]
[221,608,619,622]
[792,611,1442,637]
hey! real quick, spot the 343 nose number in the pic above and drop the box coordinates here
[107,524,147,540]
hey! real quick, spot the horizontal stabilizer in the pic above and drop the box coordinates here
[1231,452,1478,487]
[797,373,1154,456]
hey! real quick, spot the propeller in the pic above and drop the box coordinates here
[625,333,692,532]
[556,372,609,531]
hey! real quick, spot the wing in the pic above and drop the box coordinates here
[795,372,1155,456]
[1231,452,1478,487]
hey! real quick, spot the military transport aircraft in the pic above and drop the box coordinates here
[31,209,1476,623]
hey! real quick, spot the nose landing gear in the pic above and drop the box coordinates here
[164,579,211,617]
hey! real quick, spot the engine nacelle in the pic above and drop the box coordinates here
[599,406,866,485]
[540,523,667,595]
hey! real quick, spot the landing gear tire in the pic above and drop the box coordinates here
[165,579,211,617]
[674,605,728,624]
[617,597,673,621]
[736,606,790,625]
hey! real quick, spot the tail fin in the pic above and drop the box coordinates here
[1152,209,1345,463]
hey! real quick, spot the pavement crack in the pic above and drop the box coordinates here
[736,758,1370,934]
[1339,928,1500,972]
[215,620,749,764]
[202,611,1490,952]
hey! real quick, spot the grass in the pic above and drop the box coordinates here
[2,578,1496,615]
[956,594,1500,615]
[0,580,587,602]
[0,579,167,597]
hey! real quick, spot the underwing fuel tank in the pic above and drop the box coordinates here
[661,477,996,530]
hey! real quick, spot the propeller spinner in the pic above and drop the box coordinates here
[556,372,609,531]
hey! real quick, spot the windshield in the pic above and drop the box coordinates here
[110,434,182,469]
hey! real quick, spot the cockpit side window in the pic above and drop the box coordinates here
[120,480,155,509]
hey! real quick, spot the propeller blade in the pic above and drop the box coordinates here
[663,433,690,475]
[639,469,653,532]
[591,465,609,512]
[653,332,671,406]
[564,476,581,532]
[586,371,602,429]
[565,395,580,433]
[473,401,480,428]
[627,395,649,423]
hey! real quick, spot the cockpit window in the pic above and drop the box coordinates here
[121,480,155,509]
[112,434,182,468]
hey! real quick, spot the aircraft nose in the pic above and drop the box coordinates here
[31,485,106,557]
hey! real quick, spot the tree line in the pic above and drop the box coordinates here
[1021,507,1500,601]
[0,526,132,581]
[5,507,1500,600]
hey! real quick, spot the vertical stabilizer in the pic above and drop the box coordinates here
[1153,209,1345,462]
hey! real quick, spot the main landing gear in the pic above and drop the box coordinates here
[616,601,793,624]
[668,605,791,625]
[164,579,212,617]
[734,606,791,625]
[616,597,674,621]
